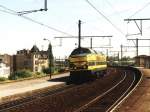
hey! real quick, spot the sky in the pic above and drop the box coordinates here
[0,0,150,58]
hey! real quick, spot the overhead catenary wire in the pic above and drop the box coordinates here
[85,0,125,36]
[104,0,136,46]
[129,1,150,18]
[0,5,73,36]
[0,9,16,15]
[125,1,150,45]
[0,5,16,13]
[104,0,129,20]
[85,0,136,46]
[126,1,150,38]
[21,16,73,36]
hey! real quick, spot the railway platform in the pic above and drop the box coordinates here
[0,73,69,102]
[114,68,150,112]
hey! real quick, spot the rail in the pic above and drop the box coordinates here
[0,67,142,112]
[109,66,143,112]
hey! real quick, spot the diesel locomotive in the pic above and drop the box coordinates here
[69,47,107,80]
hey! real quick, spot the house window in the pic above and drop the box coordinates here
[35,55,38,58]
[35,67,38,71]
[24,61,31,66]
[35,61,39,65]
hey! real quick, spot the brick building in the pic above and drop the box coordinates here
[0,54,11,66]
[134,55,150,68]
[12,45,49,72]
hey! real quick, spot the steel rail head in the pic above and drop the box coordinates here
[106,71,136,112]
[0,83,73,112]
[74,72,127,112]
[108,67,143,112]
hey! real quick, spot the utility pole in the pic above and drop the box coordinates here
[126,38,139,56]
[120,44,123,60]
[55,20,112,48]
[43,38,54,78]
[44,0,48,11]
[127,38,139,57]
[106,49,109,60]
[136,38,138,56]
[90,38,92,49]
[121,38,150,57]
[78,20,81,48]
[117,52,120,62]
[110,51,120,62]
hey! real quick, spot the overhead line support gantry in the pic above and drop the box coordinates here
[55,20,112,49]
[124,18,150,36]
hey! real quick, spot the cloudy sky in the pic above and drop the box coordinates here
[0,0,150,57]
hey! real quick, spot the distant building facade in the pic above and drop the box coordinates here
[12,45,49,72]
[0,54,12,74]
[135,55,150,68]
[0,54,11,66]
[0,63,10,78]
[55,58,69,69]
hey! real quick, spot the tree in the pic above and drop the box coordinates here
[47,43,54,75]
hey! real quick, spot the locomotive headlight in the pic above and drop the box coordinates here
[83,64,88,69]
[69,63,75,69]
[83,65,87,69]
[69,63,74,67]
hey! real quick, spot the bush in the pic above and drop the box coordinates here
[58,68,65,73]
[43,67,54,74]
[34,72,46,77]
[9,70,32,80]
[0,77,7,81]
[36,72,41,75]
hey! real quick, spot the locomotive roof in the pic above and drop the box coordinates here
[70,47,99,56]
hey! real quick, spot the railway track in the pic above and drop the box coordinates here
[0,67,142,112]
[0,83,75,112]
[74,70,136,112]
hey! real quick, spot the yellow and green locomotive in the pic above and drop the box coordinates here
[69,47,107,80]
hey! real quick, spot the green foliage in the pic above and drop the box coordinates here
[58,68,65,73]
[121,56,132,61]
[9,70,32,80]
[42,67,54,74]
[32,72,46,77]
[48,43,54,68]
[0,77,7,81]
[108,56,119,61]
[35,72,41,75]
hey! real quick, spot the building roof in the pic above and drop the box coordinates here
[134,55,150,60]
[134,55,148,58]
[30,45,39,53]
